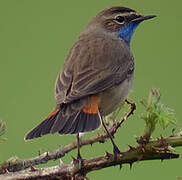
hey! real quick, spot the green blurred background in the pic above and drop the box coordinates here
[0,0,181,179]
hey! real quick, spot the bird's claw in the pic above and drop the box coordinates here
[113,145,121,160]
[77,153,84,169]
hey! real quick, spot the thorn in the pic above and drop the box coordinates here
[129,162,133,170]
[3,169,9,174]
[71,156,79,165]
[138,145,146,153]
[118,152,124,158]
[128,145,136,152]
[112,133,115,138]
[160,137,168,148]
[29,165,37,172]
[136,136,148,145]
[99,139,105,143]
[141,147,145,153]
[105,151,112,159]
[137,155,143,161]
[171,128,175,137]
[59,158,64,164]
[43,151,49,158]
[71,155,76,161]
[123,116,127,121]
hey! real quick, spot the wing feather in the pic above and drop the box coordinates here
[55,32,134,104]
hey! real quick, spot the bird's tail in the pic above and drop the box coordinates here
[25,109,59,140]
[25,103,101,140]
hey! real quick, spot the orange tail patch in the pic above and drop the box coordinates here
[46,109,59,119]
[83,95,99,114]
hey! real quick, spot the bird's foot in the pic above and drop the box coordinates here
[72,154,84,171]
[77,153,84,169]
[113,145,121,161]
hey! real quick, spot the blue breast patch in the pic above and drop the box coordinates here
[118,21,140,45]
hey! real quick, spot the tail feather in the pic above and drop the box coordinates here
[25,105,101,140]
[58,112,81,134]
[25,110,59,140]
[49,110,71,134]
[70,112,86,134]
[41,115,57,135]
[82,112,101,132]
[58,110,101,134]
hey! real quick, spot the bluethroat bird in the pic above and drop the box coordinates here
[25,6,155,160]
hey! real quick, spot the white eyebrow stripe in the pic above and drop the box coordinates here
[116,12,138,17]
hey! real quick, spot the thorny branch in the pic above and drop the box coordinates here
[0,91,181,180]
[1,135,181,180]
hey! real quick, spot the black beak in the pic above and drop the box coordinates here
[132,15,156,22]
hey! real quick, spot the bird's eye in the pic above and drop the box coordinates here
[115,15,125,24]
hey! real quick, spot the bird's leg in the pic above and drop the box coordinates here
[101,117,121,160]
[76,133,83,166]
[76,133,81,159]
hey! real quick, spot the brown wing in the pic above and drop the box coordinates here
[55,32,134,105]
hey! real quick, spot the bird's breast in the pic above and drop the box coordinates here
[98,74,133,116]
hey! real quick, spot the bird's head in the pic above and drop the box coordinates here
[87,6,156,45]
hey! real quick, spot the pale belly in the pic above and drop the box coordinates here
[98,76,133,116]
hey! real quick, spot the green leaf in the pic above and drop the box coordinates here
[141,88,176,136]
[0,120,6,142]
[0,121,6,136]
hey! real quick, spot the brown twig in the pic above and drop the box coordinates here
[0,135,181,180]
[1,98,181,180]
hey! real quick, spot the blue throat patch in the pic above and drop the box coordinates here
[118,22,140,45]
